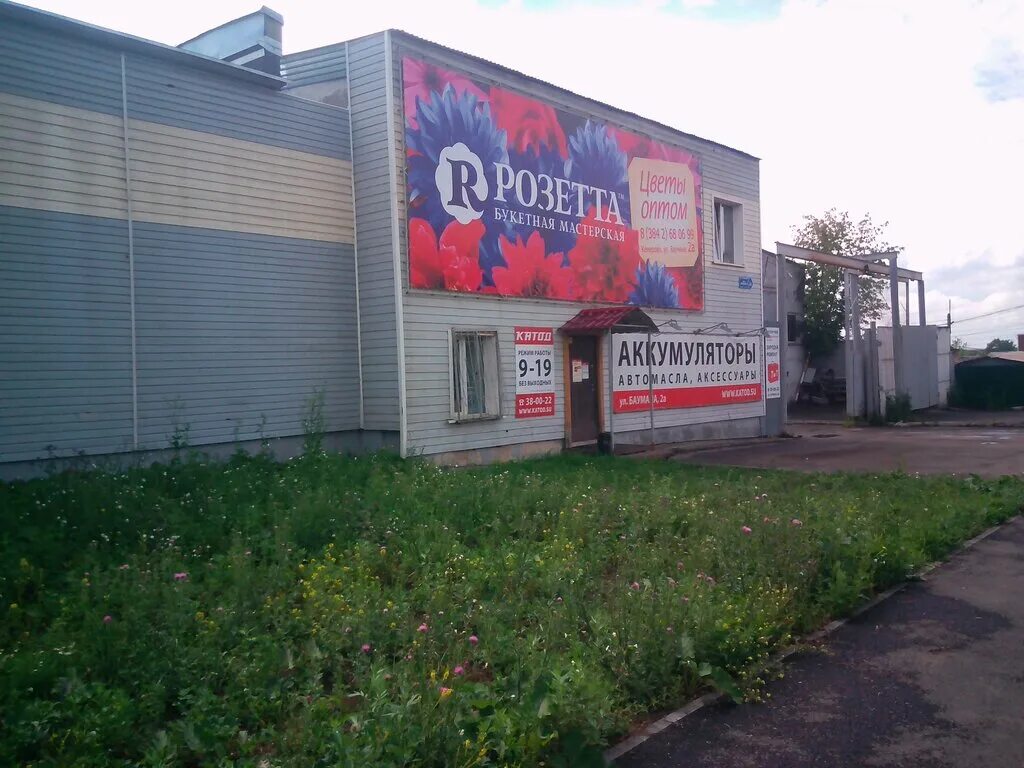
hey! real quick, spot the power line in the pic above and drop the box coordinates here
[954,328,1020,340]
[952,304,1024,325]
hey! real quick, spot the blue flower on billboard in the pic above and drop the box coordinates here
[567,120,631,227]
[629,261,680,309]
[402,55,705,310]
[506,143,577,263]
[406,85,510,278]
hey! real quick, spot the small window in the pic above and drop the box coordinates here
[713,199,742,265]
[787,313,802,345]
[450,330,501,421]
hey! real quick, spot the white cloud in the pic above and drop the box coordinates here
[20,0,1024,337]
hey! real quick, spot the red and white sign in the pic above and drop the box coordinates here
[764,327,781,400]
[612,333,763,413]
[514,326,555,418]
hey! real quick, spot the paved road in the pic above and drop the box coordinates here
[616,516,1024,768]
[673,424,1024,478]
[788,406,1024,429]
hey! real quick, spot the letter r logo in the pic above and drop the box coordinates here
[436,143,487,224]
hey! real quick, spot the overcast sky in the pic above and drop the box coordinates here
[23,0,1024,346]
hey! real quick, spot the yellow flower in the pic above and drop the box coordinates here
[439,686,453,699]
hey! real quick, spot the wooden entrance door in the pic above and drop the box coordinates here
[569,335,600,444]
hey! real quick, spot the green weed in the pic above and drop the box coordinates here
[0,454,1020,766]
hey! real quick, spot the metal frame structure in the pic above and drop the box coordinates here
[774,242,928,422]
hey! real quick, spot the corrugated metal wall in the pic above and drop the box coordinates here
[388,33,766,457]
[282,42,348,87]
[877,325,943,411]
[0,17,359,465]
[1,207,134,459]
[342,34,403,433]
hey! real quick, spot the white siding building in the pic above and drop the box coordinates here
[0,5,774,475]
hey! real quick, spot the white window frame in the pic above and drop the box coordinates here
[710,195,746,268]
[448,329,502,422]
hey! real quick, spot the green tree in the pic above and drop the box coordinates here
[792,209,900,358]
[984,338,1017,352]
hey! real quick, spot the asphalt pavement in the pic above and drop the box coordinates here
[671,424,1024,478]
[614,516,1024,768]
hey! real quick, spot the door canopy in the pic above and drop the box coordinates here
[559,307,658,336]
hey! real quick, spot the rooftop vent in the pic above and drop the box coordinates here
[178,6,282,76]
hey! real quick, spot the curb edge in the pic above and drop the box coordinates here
[603,514,1018,764]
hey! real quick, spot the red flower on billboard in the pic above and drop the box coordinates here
[611,127,695,167]
[403,57,487,129]
[491,232,571,299]
[671,259,704,310]
[409,218,485,292]
[490,86,568,157]
[567,210,640,303]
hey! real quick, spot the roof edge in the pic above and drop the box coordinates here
[386,28,759,162]
[0,0,286,89]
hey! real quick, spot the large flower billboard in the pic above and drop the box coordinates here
[403,56,704,310]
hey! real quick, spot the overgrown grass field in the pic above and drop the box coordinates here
[1,452,1021,767]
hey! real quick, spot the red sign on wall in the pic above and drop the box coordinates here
[613,384,763,412]
[402,55,704,311]
[612,333,764,413]
[514,326,555,418]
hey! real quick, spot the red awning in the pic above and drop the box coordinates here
[559,307,658,335]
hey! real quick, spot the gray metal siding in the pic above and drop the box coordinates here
[0,17,361,465]
[133,222,359,449]
[0,17,124,116]
[126,55,351,161]
[391,35,765,455]
[0,18,350,161]
[347,34,401,431]
[0,207,359,461]
[282,44,348,86]
[0,206,133,461]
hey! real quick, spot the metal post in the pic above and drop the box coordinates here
[120,54,139,450]
[905,281,911,326]
[867,321,880,420]
[776,251,787,430]
[917,280,926,326]
[889,256,904,395]
[843,276,860,417]
[844,271,856,418]
[607,333,615,454]
[647,330,655,446]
